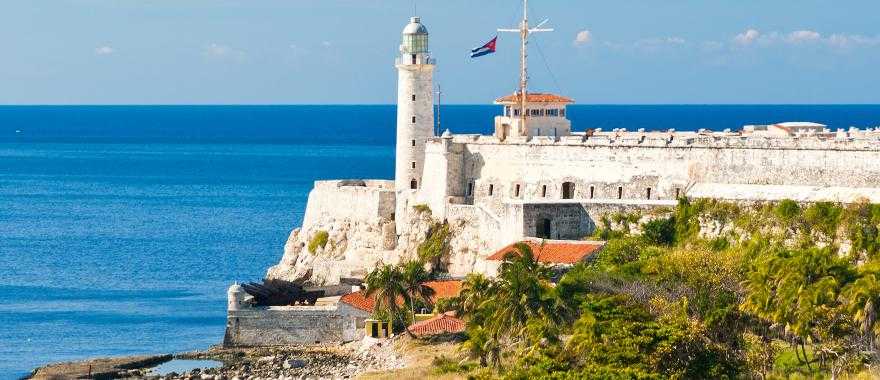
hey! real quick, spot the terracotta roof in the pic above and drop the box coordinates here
[407,312,466,337]
[339,280,462,313]
[495,92,574,104]
[486,239,604,265]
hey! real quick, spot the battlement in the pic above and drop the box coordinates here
[436,127,880,151]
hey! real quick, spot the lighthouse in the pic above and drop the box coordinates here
[395,16,435,192]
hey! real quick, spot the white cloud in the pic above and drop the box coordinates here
[734,29,760,45]
[786,30,821,43]
[94,46,114,55]
[574,30,592,46]
[203,43,246,61]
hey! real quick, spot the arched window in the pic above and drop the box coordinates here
[410,179,418,189]
[562,182,575,199]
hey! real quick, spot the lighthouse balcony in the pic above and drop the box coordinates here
[395,56,436,66]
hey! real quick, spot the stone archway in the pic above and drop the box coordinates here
[536,218,552,239]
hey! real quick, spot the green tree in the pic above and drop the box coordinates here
[841,261,880,350]
[456,272,494,320]
[364,263,407,328]
[400,260,435,328]
[642,217,676,246]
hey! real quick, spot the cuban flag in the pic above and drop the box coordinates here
[470,36,497,58]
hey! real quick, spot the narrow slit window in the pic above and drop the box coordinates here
[488,184,494,196]
[646,188,652,200]
[514,184,521,197]
[617,186,623,199]
[541,185,547,198]
[411,161,416,169]
[467,182,474,196]
[411,140,416,147]
[589,186,595,199]
[411,94,416,101]
[412,116,416,123]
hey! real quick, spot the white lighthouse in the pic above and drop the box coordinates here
[395,16,435,192]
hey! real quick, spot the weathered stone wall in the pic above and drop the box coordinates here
[267,180,398,285]
[430,132,880,207]
[224,303,369,347]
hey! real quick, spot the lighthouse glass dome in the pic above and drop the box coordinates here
[402,17,429,54]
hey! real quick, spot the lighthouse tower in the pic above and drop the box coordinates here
[395,17,435,192]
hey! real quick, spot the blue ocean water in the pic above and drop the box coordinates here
[1,105,878,378]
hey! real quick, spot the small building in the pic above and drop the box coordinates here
[407,312,465,338]
[494,92,574,140]
[339,280,463,314]
[485,238,605,278]
[743,122,828,137]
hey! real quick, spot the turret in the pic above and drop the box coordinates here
[395,16,436,192]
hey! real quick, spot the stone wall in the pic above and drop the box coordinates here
[267,180,398,285]
[224,303,370,347]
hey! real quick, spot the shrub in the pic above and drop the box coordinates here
[642,217,676,246]
[307,230,329,253]
[412,204,432,215]
[774,199,801,223]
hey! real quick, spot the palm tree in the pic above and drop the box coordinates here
[364,263,407,328]
[457,273,494,319]
[400,260,435,330]
[841,262,880,350]
[489,243,557,338]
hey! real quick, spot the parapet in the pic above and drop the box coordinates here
[435,127,880,151]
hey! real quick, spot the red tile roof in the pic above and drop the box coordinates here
[339,280,462,313]
[495,92,574,104]
[407,312,466,337]
[486,239,604,265]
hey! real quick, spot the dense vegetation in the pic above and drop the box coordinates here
[432,199,880,379]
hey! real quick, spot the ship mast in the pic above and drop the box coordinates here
[498,0,552,135]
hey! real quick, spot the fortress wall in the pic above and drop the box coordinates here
[224,304,369,347]
[302,180,396,231]
[454,141,880,209]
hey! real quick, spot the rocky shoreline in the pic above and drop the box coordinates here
[29,338,406,380]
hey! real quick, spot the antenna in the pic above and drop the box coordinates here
[436,84,442,136]
[498,0,553,136]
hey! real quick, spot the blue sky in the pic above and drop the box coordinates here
[1,0,879,104]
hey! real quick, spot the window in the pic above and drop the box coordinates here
[411,54,417,64]
[589,186,595,199]
[488,184,494,196]
[412,94,416,101]
[562,182,575,200]
[560,109,566,117]
[410,179,418,189]
[514,184,521,197]
[541,185,547,197]
[411,139,416,147]
[646,188,652,200]
[467,182,474,196]
[412,116,416,123]
[411,161,416,169]
[617,186,623,199]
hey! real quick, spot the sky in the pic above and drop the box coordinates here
[1,0,879,105]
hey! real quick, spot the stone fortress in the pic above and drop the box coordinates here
[262,15,880,287]
[225,15,880,346]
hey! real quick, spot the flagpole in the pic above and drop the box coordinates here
[498,0,552,137]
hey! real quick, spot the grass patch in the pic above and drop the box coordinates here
[308,230,329,253]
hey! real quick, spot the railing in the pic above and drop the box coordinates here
[395,56,436,66]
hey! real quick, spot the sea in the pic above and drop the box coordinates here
[1,104,879,378]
